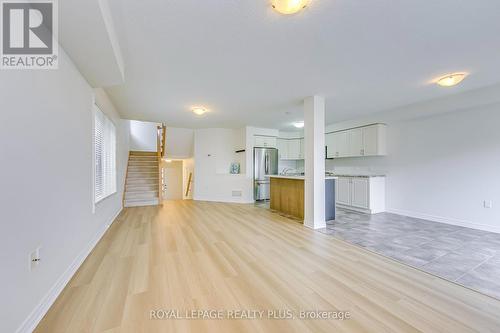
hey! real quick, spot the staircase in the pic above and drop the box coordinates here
[123,151,160,207]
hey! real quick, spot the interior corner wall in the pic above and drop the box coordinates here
[128,120,159,152]
[165,127,194,159]
[193,128,253,203]
[325,100,500,233]
[0,49,129,333]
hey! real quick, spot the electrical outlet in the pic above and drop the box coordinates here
[30,247,41,271]
[484,200,493,209]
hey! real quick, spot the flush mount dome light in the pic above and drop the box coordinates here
[436,73,468,87]
[271,0,309,15]
[294,121,305,128]
[192,107,208,116]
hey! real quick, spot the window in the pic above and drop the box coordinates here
[94,105,116,203]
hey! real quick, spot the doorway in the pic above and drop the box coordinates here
[162,160,183,200]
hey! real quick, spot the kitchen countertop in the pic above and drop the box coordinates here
[267,175,338,180]
[330,174,386,178]
[268,174,385,179]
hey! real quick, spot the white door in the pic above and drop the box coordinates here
[349,128,364,157]
[162,161,183,200]
[337,177,351,205]
[351,177,369,209]
[363,125,378,156]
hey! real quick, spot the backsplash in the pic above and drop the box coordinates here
[325,157,389,176]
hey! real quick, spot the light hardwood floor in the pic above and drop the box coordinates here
[36,201,500,332]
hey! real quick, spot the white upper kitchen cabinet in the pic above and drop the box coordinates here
[325,133,335,158]
[277,138,303,160]
[276,138,287,159]
[326,123,387,159]
[299,138,304,159]
[286,139,301,160]
[363,124,387,156]
[254,135,277,148]
[348,128,364,157]
[331,131,349,158]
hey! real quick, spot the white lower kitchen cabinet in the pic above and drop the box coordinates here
[336,176,385,214]
[336,177,351,206]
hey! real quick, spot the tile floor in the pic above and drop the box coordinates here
[318,209,500,300]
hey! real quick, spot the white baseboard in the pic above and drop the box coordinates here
[193,196,255,204]
[386,208,500,234]
[16,208,123,333]
[336,203,372,214]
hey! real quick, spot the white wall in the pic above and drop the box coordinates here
[325,87,500,233]
[194,128,253,203]
[165,127,194,159]
[0,50,128,333]
[128,120,159,152]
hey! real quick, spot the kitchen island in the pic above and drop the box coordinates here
[268,175,337,222]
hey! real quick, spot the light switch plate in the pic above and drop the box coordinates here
[29,247,41,271]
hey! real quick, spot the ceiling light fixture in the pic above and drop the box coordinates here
[192,106,208,116]
[294,121,304,128]
[436,73,468,87]
[271,0,309,15]
[165,159,172,163]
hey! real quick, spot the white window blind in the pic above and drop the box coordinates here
[94,105,116,203]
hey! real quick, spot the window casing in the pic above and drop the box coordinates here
[94,105,116,203]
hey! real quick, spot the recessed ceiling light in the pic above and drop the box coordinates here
[271,0,309,15]
[436,73,468,87]
[191,107,208,116]
[294,121,304,128]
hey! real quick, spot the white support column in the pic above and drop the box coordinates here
[304,96,326,229]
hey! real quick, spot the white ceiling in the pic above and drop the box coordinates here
[59,0,124,87]
[104,0,500,130]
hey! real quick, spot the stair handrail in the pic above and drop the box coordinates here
[157,125,163,204]
[161,124,166,158]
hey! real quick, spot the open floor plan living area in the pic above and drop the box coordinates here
[2,1,500,332]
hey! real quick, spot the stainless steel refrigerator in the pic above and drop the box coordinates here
[254,147,278,201]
